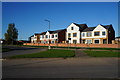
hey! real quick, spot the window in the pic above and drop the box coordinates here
[73,33,77,37]
[68,33,71,38]
[87,32,92,37]
[51,41,54,44]
[55,35,57,37]
[102,31,106,36]
[42,35,44,38]
[73,40,77,44]
[71,27,74,30]
[46,41,48,43]
[94,40,99,44]
[41,41,44,43]
[103,39,107,44]
[52,35,54,38]
[46,35,48,38]
[94,32,100,36]
[82,40,85,44]
[86,40,92,44]
[82,33,85,37]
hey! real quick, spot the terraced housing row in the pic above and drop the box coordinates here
[30,23,115,44]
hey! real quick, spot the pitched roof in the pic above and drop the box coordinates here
[101,24,112,29]
[36,29,66,35]
[30,35,34,37]
[48,31,54,34]
[73,23,88,31]
[82,24,112,32]
[39,32,46,35]
[34,33,41,35]
[52,29,66,34]
[82,27,96,32]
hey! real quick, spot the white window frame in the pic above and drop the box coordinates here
[51,40,54,44]
[87,32,92,37]
[102,31,106,36]
[82,33,85,37]
[71,27,74,30]
[86,39,92,44]
[55,34,57,37]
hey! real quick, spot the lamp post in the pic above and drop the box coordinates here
[44,19,51,49]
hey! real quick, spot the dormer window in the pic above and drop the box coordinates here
[71,27,74,30]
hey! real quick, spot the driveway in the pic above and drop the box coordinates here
[2,57,119,79]
[2,46,47,58]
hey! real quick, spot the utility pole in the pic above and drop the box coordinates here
[44,19,51,49]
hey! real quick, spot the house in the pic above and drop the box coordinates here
[112,36,120,44]
[115,36,120,41]
[81,24,115,44]
[66,23,88,43]
[31,34,40,43]
[30,23,115,44]
[31,29,66,44]
[40,29,66,44]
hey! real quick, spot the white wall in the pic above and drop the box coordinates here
[39,31,58,43]
[81,24,107,44]
[66,23,80,43]
[31,35,37,43]
[81,25,107,39]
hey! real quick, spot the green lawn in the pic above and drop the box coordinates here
[84,50,120,57]
[9,49,75,58]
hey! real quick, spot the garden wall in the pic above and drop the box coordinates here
[23,43,119,48]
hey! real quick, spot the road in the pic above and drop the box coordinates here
[2,57,119,79]
[2,46,47,58]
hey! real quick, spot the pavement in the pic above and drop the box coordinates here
[2,57,119,79]
[1,46,119,79]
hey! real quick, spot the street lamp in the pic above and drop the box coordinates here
[44,19,51,49]
[44,19,50,31]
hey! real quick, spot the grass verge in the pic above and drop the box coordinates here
[84,50,120,57]
[9,49,75,58]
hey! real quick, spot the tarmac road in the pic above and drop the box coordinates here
[2,46,47,58]
[2,57,119,79]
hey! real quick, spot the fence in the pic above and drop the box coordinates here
[23,43,119,48]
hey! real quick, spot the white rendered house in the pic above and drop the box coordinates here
[66,23,88,43]
[81,24,115,44]
[30,23,115,44]
[32,29,66,44]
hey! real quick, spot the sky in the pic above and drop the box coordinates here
[2,2,118,40]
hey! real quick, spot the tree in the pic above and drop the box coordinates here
[4,23,18,44]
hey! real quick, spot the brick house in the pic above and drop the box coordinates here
[31,23,115,44]
[31,29,66,44]
[81,24,115,44]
